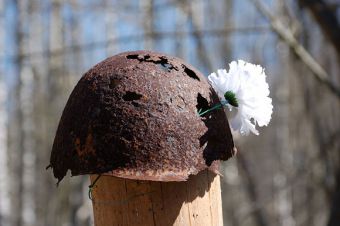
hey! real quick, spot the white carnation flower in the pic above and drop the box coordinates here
[208,60,273,135]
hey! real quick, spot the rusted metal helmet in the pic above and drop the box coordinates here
[49,50,236,184]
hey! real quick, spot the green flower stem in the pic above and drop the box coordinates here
[198,100,229,117]
[198,103,223,116]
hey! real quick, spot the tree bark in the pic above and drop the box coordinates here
[90,170,223,226]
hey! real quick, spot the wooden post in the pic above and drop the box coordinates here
[90,170,223,226]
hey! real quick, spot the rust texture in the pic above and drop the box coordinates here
[49,50,236,184]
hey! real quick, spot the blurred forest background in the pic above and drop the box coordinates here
[0,0,340,225]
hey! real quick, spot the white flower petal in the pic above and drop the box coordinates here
[208,60,273,135]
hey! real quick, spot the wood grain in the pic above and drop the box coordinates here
[91,170,223,226]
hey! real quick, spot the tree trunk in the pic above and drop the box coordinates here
[327,171,340,226]
[8,0,25,225]
[90,170,223,226]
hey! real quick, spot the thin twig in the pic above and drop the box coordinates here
[176,1,214,71]
[0,26,269,61]
[249,0,340,99]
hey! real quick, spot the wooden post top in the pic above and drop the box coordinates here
[91,170,223,226]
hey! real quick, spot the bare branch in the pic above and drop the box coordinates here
[175,1,214,71]
[0,26,269,62]
[298,0,340,57]
[249,0,340,99]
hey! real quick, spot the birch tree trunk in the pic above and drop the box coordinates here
[7,0,25,225]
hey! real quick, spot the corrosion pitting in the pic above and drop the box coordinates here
[48,50,235,183]
[182,64,200,81]
[126,53,178,72]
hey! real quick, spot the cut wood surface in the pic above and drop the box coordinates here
[90,170,223,226]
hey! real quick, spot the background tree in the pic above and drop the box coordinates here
[0,0,339,225]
